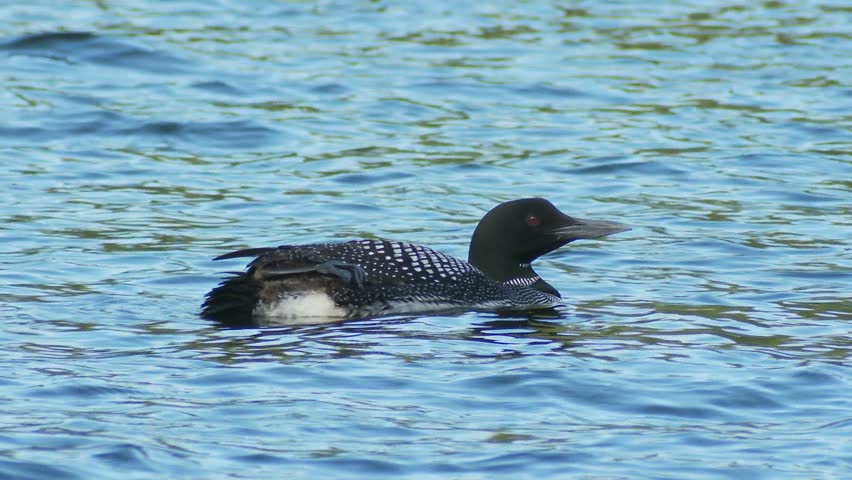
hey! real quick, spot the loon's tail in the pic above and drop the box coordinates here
[201,272,261,327]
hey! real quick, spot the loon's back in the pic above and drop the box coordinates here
[201,239,558,324]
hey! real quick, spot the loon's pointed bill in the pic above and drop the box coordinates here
[202,198,629,325]
[550,217,631,240]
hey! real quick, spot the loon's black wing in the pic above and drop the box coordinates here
[203,240,479,321]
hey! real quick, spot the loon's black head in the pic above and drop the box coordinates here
[468,198,629,282]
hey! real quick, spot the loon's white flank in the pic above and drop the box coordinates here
[253,291,347,319]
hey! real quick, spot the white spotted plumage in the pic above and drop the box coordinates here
[246,239,559,319]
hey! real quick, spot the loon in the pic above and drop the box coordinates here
[201,198,629,324]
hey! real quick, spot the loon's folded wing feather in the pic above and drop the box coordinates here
[261,264,324,277]
[213,247,278,261]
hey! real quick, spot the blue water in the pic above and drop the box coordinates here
[2,1,851,478]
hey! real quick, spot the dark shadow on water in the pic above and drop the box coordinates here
[0,31,191,74]
[190,306,585,363]
[203,305,567,330]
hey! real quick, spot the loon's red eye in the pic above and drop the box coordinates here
[525,215,541,227]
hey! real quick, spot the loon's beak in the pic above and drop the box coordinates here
[550,217,631,241]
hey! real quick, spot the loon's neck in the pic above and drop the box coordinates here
[530,277,560,298]
[472,260,561,299]
[514,263,561,297]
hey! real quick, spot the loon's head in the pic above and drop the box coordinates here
[468,198,629,282]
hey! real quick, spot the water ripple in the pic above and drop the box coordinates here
[2,0,850,479]
[2,31,191,73]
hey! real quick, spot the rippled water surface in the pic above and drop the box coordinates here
[2,1,851,478]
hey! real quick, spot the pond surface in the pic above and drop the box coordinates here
[2,1,850,478]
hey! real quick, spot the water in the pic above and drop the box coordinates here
[2,0,850,478]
